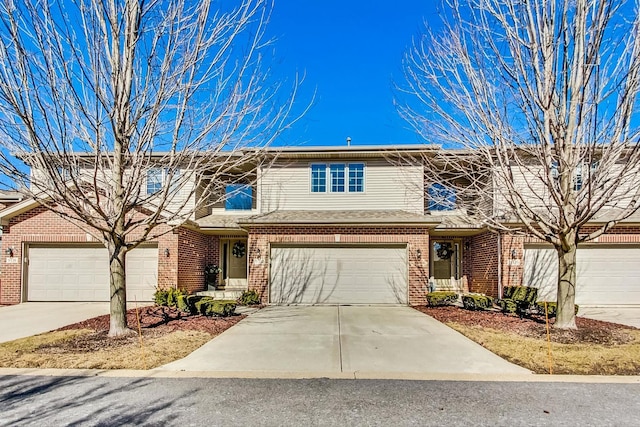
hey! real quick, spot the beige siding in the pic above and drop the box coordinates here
[260,159,424,213]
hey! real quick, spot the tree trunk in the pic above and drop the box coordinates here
[107,237,132,337]
[555,241,578,329]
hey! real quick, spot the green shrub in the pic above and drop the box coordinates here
[499,286,538,316]
[194,297,214,315]
[426,291,458,307]
[498,299,519,314]
[183,295,206,315]
[154,287,184,307]
[166,288,184,308]
[535,302,579,317]
[462,294,493,311]
[191,298,237,317]
[206,300,237,317]
[176,294,189,313]
[154,289,169,306]
[238,290,261,305]
[502,286,538,302]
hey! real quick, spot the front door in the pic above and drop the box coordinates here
[220,238,248,289]
[431,240,461,292]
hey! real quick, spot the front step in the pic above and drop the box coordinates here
[196,290,244,301]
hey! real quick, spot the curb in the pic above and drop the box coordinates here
[1,368,639,384]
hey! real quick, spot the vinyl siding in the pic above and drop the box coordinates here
[259,159,424,213]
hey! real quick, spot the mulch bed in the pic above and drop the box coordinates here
[415,305,637,345]
[48,306,246,352]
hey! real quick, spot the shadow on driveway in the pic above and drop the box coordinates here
[158,305,531,375]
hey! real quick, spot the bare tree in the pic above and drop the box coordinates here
[0,0,303,336]
[397,0,640,329]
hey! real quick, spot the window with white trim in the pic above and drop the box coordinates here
[330,164,345,192]
[310,163,365,193]
[311,164,326,193]
[348,163,364,192]
[146,168,180,195]
[146,168,163,194]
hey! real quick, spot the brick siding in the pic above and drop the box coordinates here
[493,226,640,297]
[176,228,219,294]
[0,205,214,304]
[246,226,430,306]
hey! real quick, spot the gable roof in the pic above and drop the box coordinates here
[0,197,41,226]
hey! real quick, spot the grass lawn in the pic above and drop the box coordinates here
[416,306,640,375]
[0,306,246,370]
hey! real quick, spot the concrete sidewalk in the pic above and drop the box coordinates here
[0,302,110,343]
[159,306,530,375]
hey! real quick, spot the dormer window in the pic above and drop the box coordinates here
[310,163,365,193]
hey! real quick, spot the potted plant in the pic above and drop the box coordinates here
[204,264,221,289]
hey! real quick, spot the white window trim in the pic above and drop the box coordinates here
[309,163,328,193]
[309,162,366,194]
[146,167,181,195]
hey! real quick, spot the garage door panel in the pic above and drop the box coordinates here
[524,246,640,305]
[270,246,407,305]
[28,245,158,302]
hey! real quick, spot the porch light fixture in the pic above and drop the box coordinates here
[464,241,471,251]
[511,249,518,258]
[416,249,422,259]
[256,248,261,257]
[5,247,14,257]
[164,248,170,257]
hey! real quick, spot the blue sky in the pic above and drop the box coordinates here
[267,1,441,147]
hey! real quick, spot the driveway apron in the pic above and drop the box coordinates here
[159,306,530,375]
[0,302,110,343]
[579,307,640,328]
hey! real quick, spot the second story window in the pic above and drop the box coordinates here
[428,183,456,211]
[225,184,253,210]
[348,163,364,192]
[146,168,163,194]
[330,164,345,192]
[311,163,365,193]
[311,164,326,193]
[146,168,180,195]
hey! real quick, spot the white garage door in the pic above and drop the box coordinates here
[523,245,640,306]
[270,245,408,305]
[27,245,158,302]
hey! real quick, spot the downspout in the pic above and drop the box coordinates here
[497,232,503,298]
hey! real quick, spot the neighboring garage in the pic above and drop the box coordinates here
[269,245,408,305]
[523,245,640,306]
[26,244,158,302]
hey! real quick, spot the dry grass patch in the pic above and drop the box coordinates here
[417,306,640,375]
[0,306,246,370]
[0,329,212,369]
[448,323,640,375]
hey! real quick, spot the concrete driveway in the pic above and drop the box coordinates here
[0,302,110,343]
[159,306,530,375]
[579,307,640,328]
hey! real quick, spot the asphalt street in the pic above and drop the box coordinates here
[1,375,639,426]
